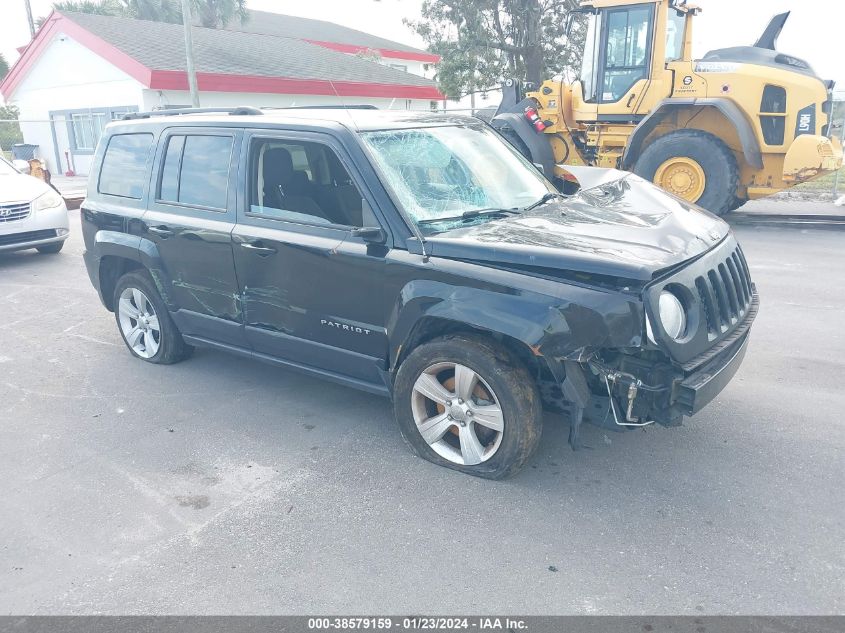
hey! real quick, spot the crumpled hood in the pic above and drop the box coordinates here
[422,170,730,281]
[0,172,53,204]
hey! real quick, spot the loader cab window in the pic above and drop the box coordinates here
[579,12,602,103]
[666,10,686,62]
[601,5,653,102]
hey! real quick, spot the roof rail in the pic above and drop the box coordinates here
[122,106,263,120]
[262,105,379,111]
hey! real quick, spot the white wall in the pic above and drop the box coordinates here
[9,32,145,174]
[143,90,434,112]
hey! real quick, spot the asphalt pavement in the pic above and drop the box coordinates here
[0,208,843,615]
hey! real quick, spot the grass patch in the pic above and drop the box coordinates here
[794,165,845,192]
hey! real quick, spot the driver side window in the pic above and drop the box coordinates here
[602,6,652,102]
[248,138,367,227]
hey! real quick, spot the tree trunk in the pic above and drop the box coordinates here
[522,0,544,88]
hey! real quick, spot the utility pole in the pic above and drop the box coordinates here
[181,0,201,108]
[23,0,35,38]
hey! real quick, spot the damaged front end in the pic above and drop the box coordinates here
[548,232,758,449]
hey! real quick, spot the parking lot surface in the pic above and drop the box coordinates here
[1,210,843,614]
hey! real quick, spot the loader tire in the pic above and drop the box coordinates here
[633,130,740,216]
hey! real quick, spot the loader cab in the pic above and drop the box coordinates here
[572,0,696,117]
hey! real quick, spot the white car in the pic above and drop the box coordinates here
[0,156,69,254]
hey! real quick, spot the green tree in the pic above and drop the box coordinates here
[406,0,585,99]
[0,105,24,152]
[0,53,9,82]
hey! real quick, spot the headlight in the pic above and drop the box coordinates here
[33,189,64,212]
[658,290,687,341]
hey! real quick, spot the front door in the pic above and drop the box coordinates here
[143,128,245,347]
[595,4,654,114]
[231,131,390,389]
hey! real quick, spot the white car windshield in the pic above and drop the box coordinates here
[360,125,554,231]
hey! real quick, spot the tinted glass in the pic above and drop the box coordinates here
[159,134,233,209]
[98,133,154,199]
[159,135,185,202]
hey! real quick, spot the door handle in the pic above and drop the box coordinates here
[240,241,277,256]
[626,93,637,108]
[148,225,174,238]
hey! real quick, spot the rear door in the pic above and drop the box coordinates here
[231,130,391,389]
[143,127,245,347]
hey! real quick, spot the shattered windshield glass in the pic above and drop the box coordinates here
[360,125,554,232]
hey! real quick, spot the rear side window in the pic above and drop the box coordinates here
[98,133,154,199]
[158,134,233,210]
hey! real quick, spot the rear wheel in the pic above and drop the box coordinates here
[633,130,740,216]
[393,335,543,479]
[113,270,191,364]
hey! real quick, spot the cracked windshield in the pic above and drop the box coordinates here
[361,125,553,234]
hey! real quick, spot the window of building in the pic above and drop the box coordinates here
[60,106,138,153]
[389,63,408,72]
[71,112,107,150]
[158,134,234,210]
[98,133,154,199]
[249,138,366,227]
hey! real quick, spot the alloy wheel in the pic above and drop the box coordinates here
[410,362,504,466]
[117,287,161,359]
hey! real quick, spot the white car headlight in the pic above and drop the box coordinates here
[658,290,687,341]
[33,189,64,212]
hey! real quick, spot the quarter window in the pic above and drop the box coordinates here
[158,134,233,210]
[98,133,154,199]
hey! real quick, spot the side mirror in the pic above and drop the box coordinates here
[351,226,387,244]
[12,159,31,175]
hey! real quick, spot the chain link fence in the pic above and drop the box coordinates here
[1,114,101,179]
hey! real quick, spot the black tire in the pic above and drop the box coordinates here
[633,130,740,216]
[113,270,192,365]
[393,334,543,479]
[36,241,65,254]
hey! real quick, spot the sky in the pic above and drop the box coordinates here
[2,0,844,97]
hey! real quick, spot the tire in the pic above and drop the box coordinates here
[113,270,192,365]
[36,241,64,254]
[393,334,543,479]
[633,130,740,216]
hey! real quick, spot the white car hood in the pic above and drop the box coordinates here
[0,173,52,204]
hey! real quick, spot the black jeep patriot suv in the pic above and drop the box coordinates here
[82,106,758,479]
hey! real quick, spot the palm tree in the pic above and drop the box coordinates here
[47,0,248,27]
[191,0,248,28]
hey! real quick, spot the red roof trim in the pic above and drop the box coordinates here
[304,40,440,63]
[1,11,152,100]
[150,70,445,100]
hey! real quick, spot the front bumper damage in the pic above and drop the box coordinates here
[560,289,758,449]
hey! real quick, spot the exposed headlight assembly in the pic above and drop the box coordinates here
[658,289,687,341]
[646,289,689,344]
[33,189,64,212]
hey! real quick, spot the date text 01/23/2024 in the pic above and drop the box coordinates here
[307,617,528,630]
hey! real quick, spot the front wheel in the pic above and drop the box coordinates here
[633,129,740,216]
[393,335,543,479]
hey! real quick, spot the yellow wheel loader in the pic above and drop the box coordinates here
[491,0,843,215]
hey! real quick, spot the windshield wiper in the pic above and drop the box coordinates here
[522,192,564,212]
[417,207,520,226]
[460,207,520,220]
